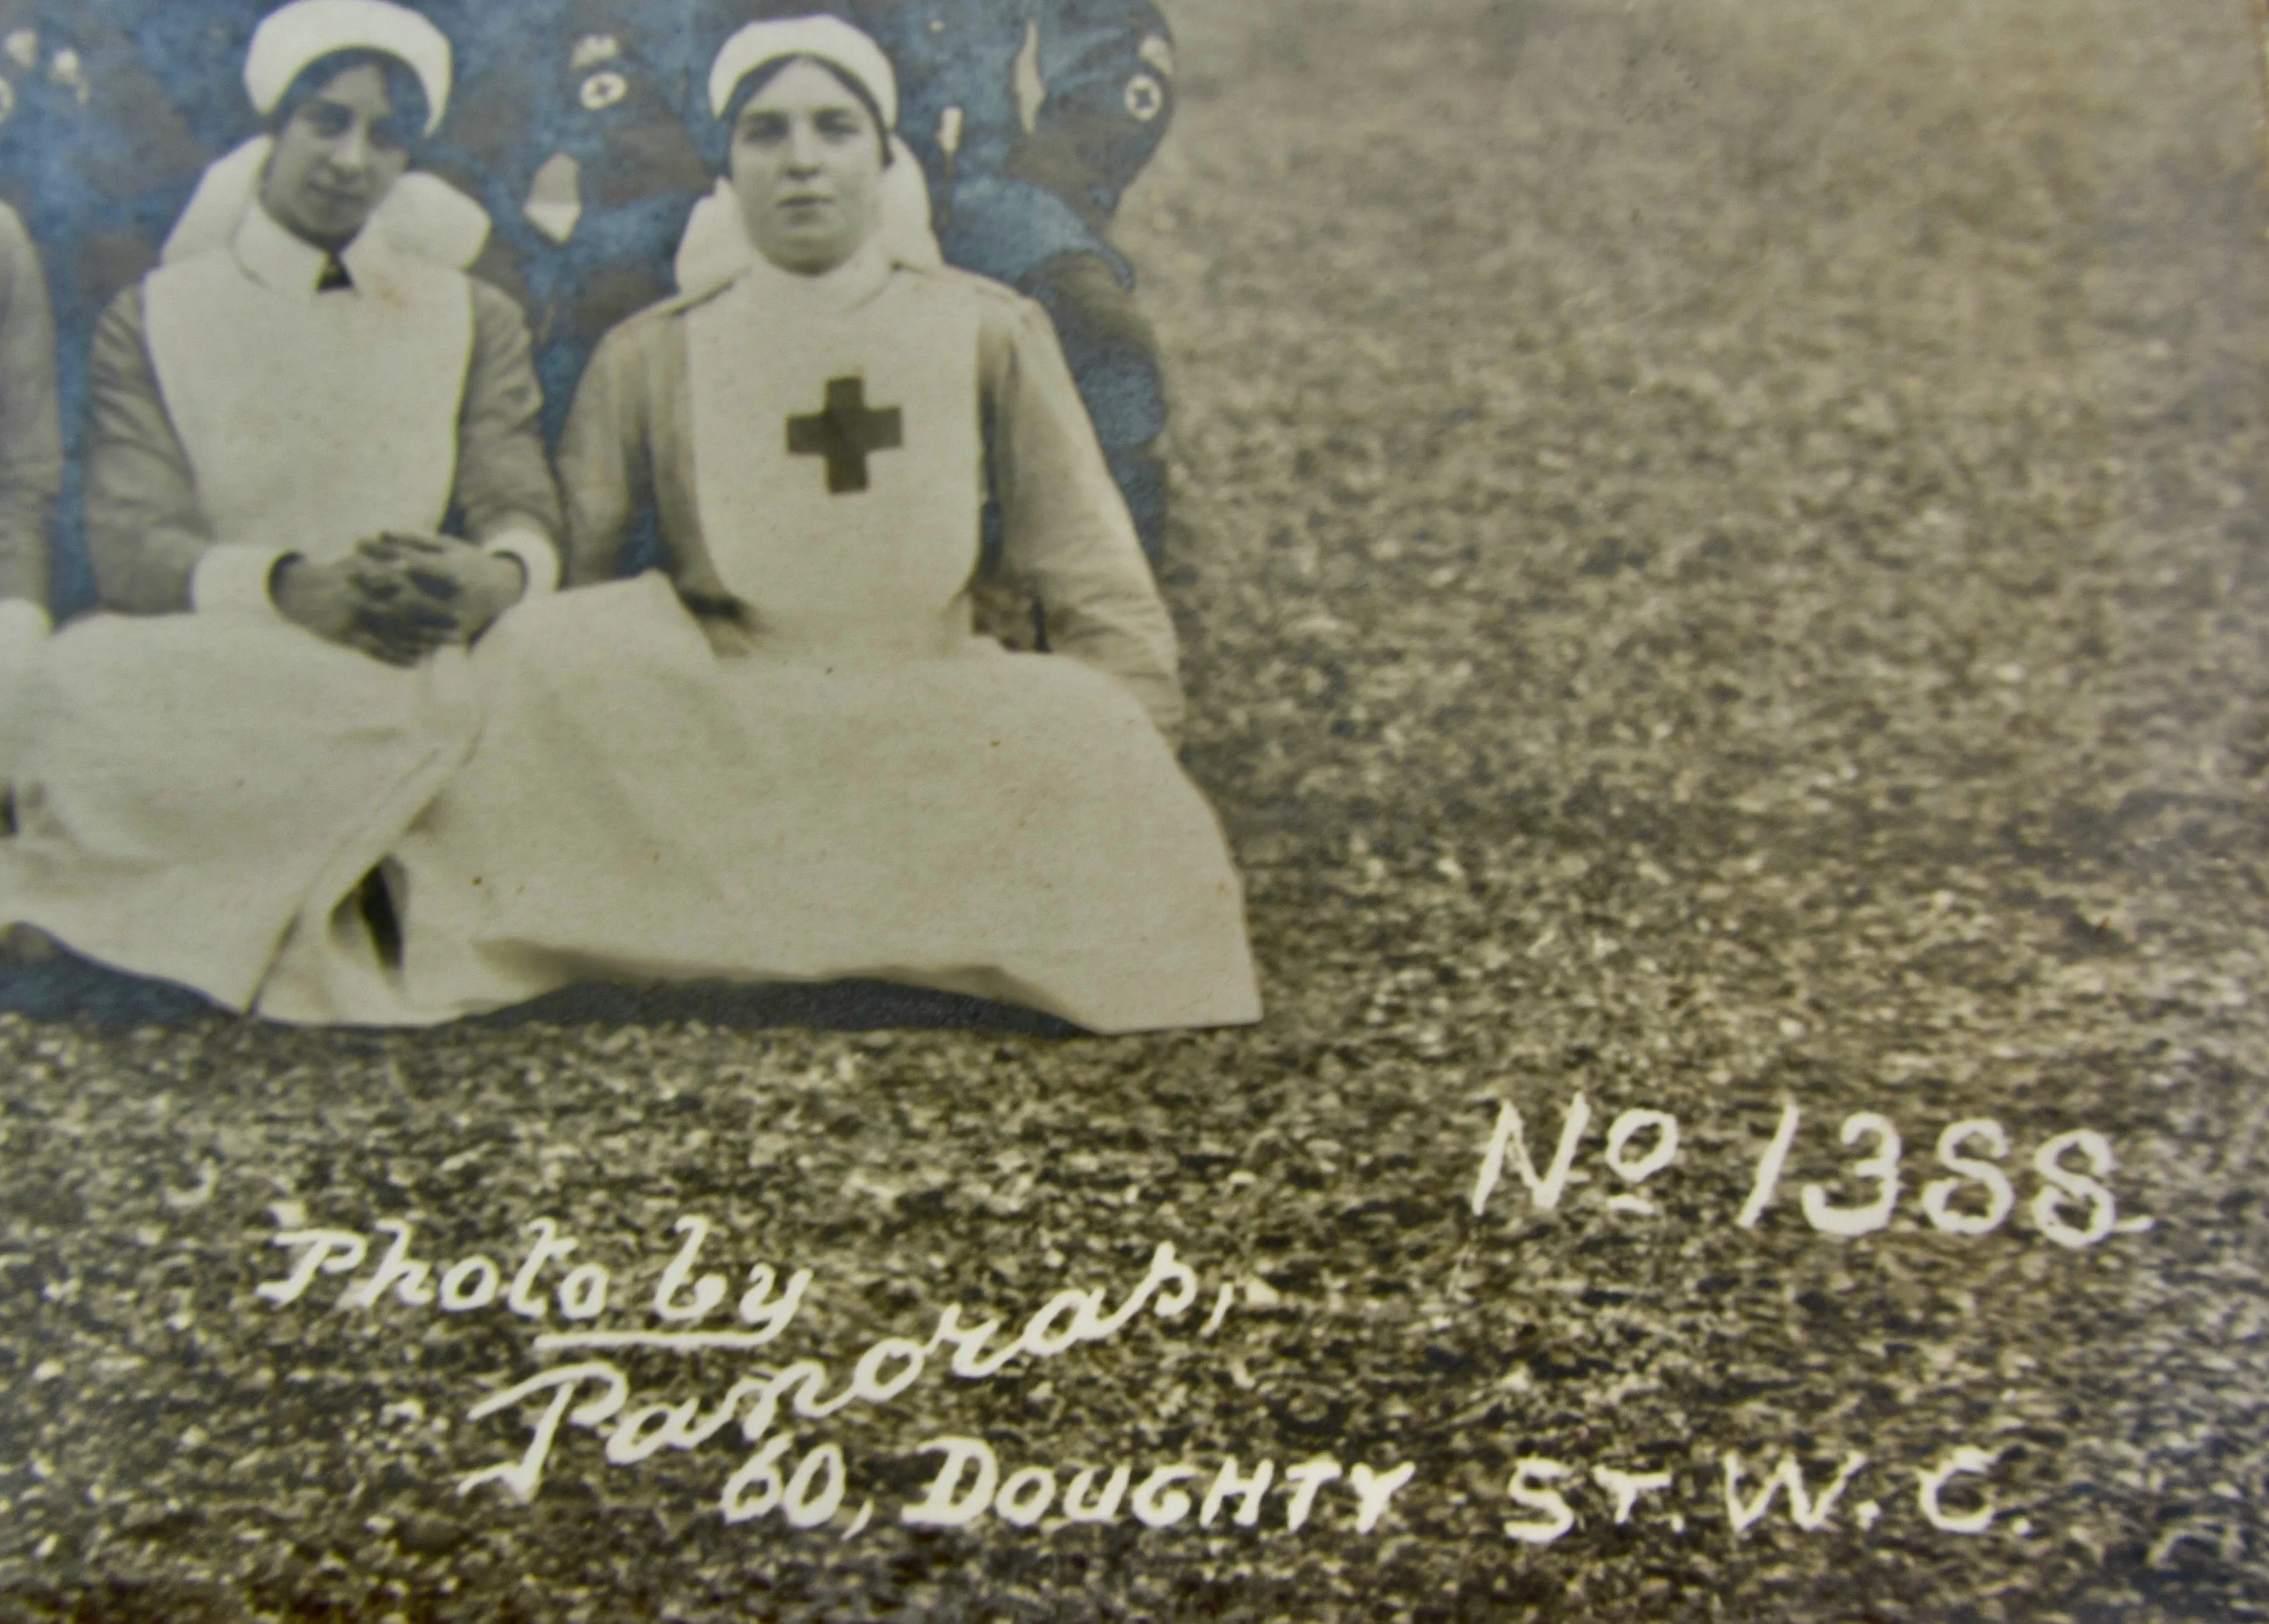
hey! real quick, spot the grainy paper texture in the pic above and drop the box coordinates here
[1,1,2265,1619]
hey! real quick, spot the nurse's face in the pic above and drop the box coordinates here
[728,58,884,276]
[259,63,412,247]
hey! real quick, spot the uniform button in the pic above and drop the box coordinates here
[1125,74,1164,121]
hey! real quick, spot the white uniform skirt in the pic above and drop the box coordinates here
[0,612,479,1019]
[389,574,1262,1034]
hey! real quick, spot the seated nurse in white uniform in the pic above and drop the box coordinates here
[390,15,1260,1034]
[0,0,563,1023]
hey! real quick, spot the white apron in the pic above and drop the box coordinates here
[143,243,468,560]
[390,256,1259,1033]
[0,232,482,1020]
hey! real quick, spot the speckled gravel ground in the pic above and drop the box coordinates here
[4,1,2269,1619]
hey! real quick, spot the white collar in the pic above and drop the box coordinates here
[735,235,895,314]
[167,138,490,272]
[232,199,388,297]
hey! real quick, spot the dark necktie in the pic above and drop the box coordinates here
[316,255,353,293]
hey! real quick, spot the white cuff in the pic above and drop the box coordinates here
[485,527,560,596]
[0,597,51,646]
[191,545,295,619]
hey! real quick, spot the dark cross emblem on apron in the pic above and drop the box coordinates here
[786,376,904,494]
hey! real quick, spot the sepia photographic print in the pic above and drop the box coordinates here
[0,0,2264,1617]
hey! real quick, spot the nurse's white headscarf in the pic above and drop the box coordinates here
[673,13,941,297]
[244,0,452,133]
[707,14,898,129]
[162,0,488,269]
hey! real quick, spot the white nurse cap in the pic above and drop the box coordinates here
[707,14,898,130]
[243,0,453,136]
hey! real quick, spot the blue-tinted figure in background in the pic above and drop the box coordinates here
[421,0,710,447]
[855,0,1177,563]
[0,2,52,211]
[416,0,711,575]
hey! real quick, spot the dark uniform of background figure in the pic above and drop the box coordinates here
[420,0,710,446]
[17,0,266,618]
[707,0,1177,568]
[418,0,712,576]
[853,0,1177,567]
[0,0,47,216]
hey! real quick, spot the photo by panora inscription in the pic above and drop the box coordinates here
[2,0,2267,1620]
